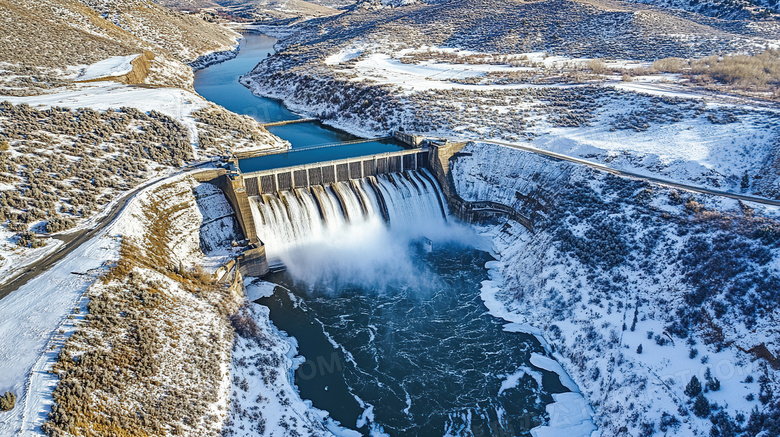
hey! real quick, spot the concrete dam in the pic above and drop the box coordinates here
[198,141,532,277]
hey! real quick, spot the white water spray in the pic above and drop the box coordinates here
[249,169,478,291]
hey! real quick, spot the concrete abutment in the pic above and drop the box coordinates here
[193,170,269,277]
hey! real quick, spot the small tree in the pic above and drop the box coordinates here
[659,412,681,432]
[741,173,750,190]
[705,368,721,392]
[636,344,643,354]
[0,392,16,411]
[685,376,703,398]
[693,394,711,418]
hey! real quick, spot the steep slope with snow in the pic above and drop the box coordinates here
[41,176,244,436]
[0,0,238,95]
[452,142,780,436]
[0,174,244,436]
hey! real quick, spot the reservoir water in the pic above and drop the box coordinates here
[194,33,571,436]
[193,32,405,173]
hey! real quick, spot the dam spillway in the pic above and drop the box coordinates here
[248,169,448,263]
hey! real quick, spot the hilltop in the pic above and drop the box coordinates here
[0,0,238,95]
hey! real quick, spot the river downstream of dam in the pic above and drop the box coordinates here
[194,32,572,436]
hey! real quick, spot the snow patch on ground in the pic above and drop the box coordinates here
[75,55,140,81]
[350,53,577,92]
[324,47,364,65]
[531,393,598,437]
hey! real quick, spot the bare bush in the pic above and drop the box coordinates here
[587,59,608,74]
[0,392,15,411]
[43,193,238,437]
[652,57,688,73]
[45,217,75,233]
[16,231,44,248]
[692,50,780,89]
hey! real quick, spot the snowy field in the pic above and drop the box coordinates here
[2,82,206,145]
[247,42,780,197]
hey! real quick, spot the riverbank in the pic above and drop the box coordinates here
[193,31,406,162]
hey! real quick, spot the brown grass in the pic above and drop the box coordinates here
[43,183,239,437]
[653,51,780,93]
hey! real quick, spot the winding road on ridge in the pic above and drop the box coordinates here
[0,162,216,300]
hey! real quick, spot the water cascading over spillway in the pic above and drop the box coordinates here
[248,169,449,263]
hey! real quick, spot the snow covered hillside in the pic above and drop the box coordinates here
[452,142,780,436]
[0,173,244,435]
[0,0,240,95]
[242,0,780,201]
[0,79,285,291]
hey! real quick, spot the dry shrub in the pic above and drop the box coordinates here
[654,51,780,92]
[588,59,607,74]
[0,392,15,411]
[652,57,689,73]
[691,51,780,89]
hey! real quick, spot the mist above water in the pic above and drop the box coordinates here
[250,170,486,293]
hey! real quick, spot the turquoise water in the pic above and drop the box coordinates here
[192,32,405,173]
[193,33,297,124]
[236,138,405,172]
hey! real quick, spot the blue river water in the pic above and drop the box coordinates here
[193,32,405,173]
